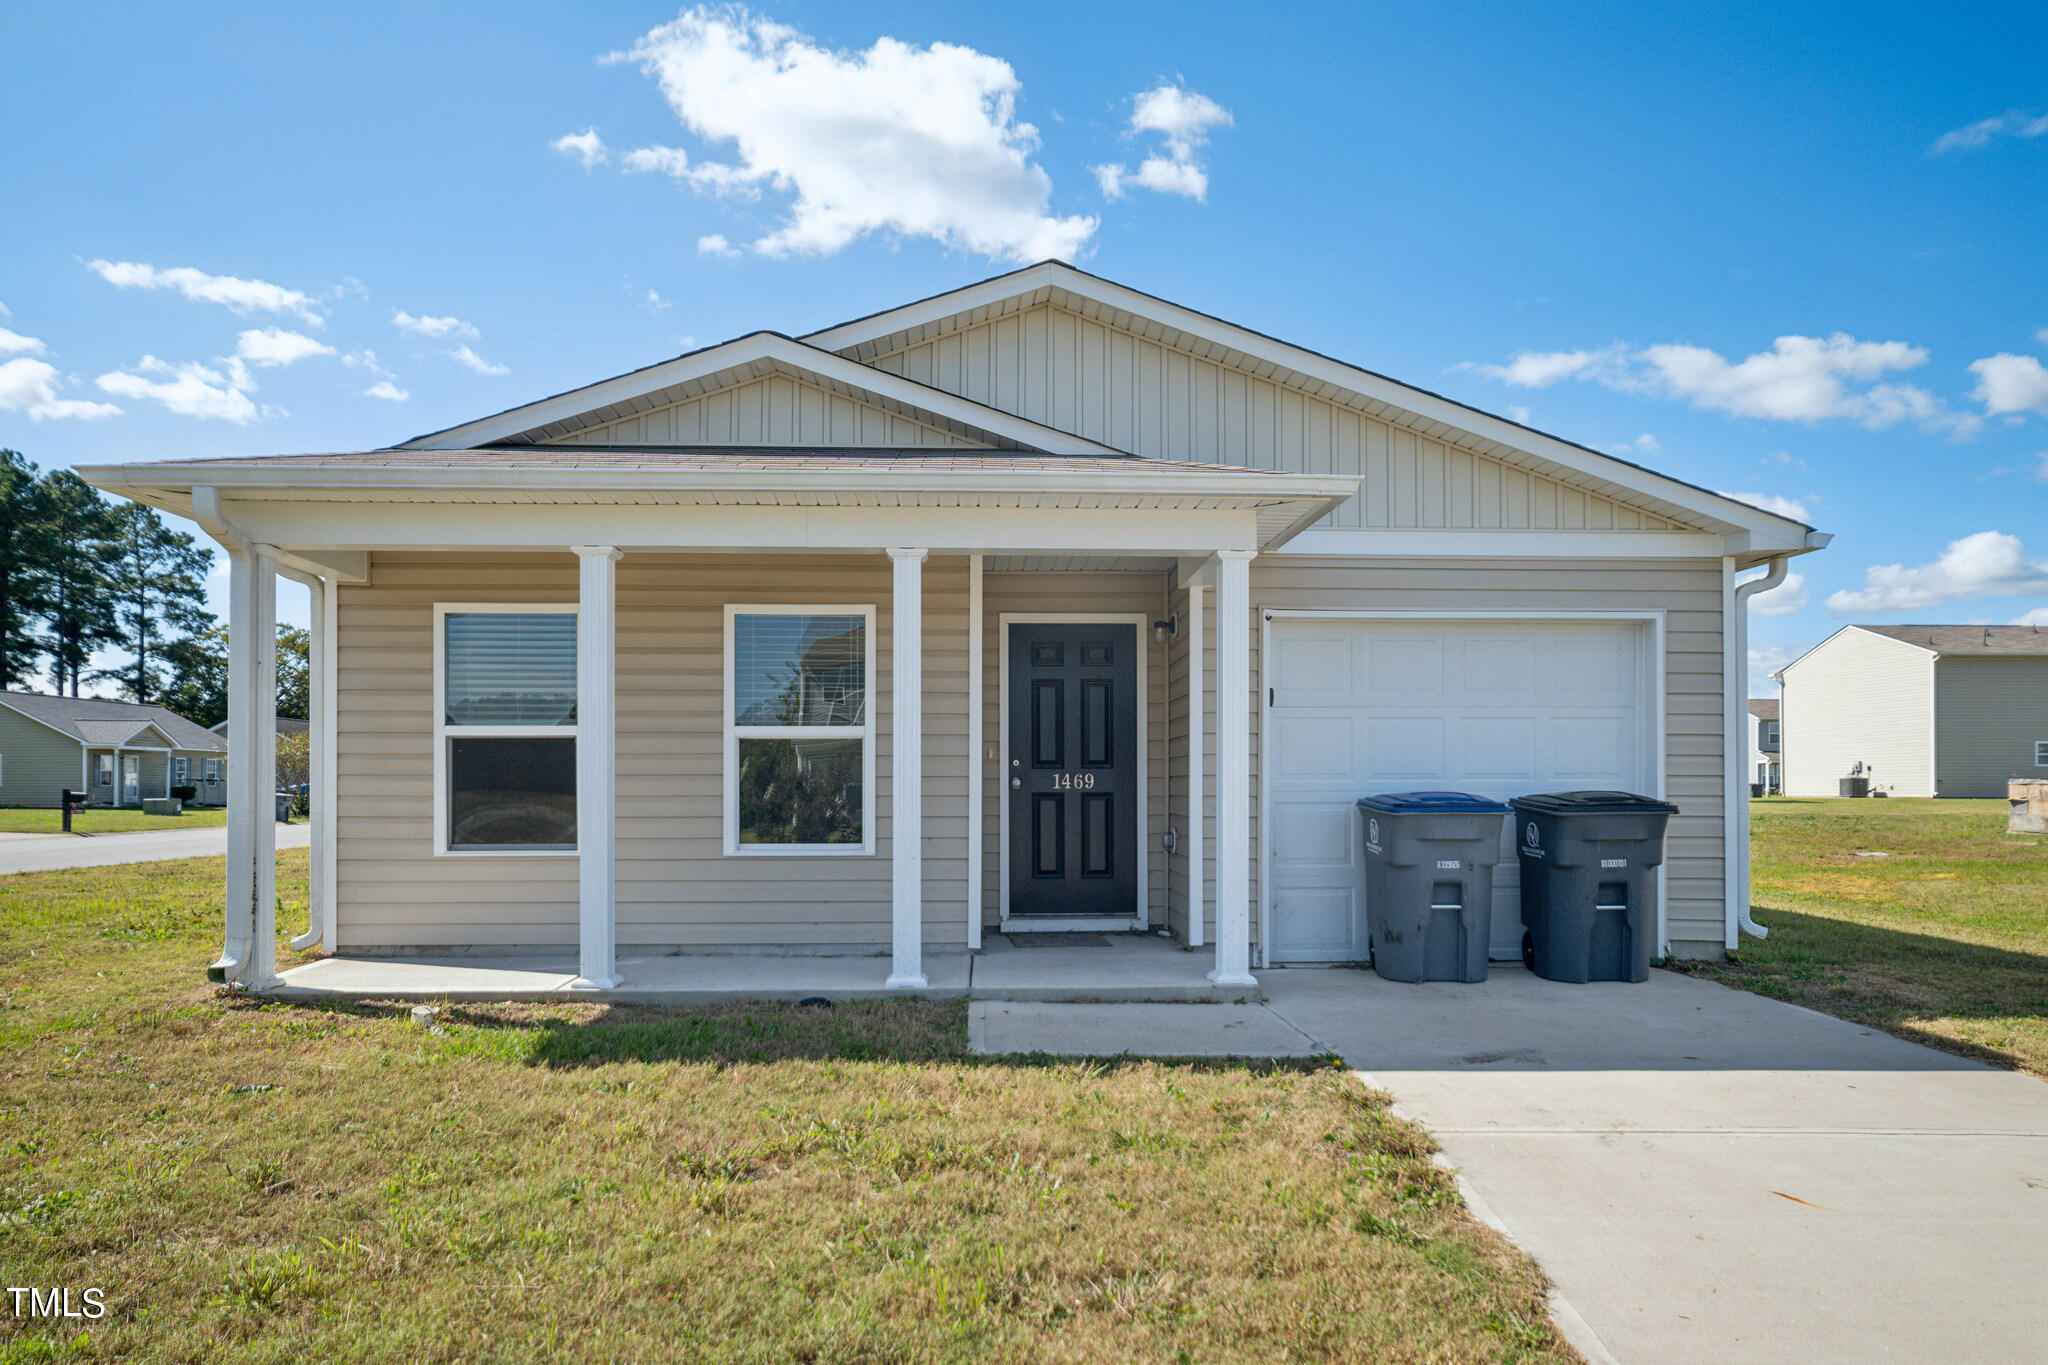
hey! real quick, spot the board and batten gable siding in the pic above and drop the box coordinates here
[0,707,84,806]
[1241,556,1729,956]
[860,305,1687,534]
[1933,656,2048,798]
[335,550,970,949]
[976,572,1171,929]
[1780,629,1936,798]
[539,372,990,449]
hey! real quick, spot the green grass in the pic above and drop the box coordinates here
[0,854,1571,1364]
[0,806,228,834]
[1679,798,2048,1075]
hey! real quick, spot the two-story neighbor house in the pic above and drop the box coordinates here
[78,262,1827,994]
[1749,698,1780,794]
[1777,624,2048,798]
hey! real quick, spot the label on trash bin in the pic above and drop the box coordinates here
[1600,858,1627,868]
[1435,859,1461,869]
[1522,822,1544,858]
[1365,817,1380,854]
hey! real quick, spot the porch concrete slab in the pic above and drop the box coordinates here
[968,1001,1323,1057]
[967,933,1249,1001]
[1252,964,2048,1365]
[272,953,577,999]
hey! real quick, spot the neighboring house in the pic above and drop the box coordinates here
[78,261,1827,991]
[1749,698,1781,794]
[0,691,229,807]
[1777,625,2048,797]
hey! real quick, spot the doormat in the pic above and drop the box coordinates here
[1005,933,1112,948]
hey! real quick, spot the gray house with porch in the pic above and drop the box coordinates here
[0,691,228,807]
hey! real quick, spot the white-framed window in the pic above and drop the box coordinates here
[1763,719,1780,749]
[2036,739,2048,767]
[97,753,114,784]
[203,758,221,782]
[433,603,579,855]
[173,757,190,785]
[724,604,875,856]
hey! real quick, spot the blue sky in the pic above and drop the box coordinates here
[4,1,2045,691]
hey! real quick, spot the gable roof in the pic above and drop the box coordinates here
[802,261,1826,555]
[1857,624,2048,658]
[0,691,227,751]
[396,331,1122,456]
[1748,698,1779,720]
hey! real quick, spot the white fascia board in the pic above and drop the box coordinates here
[806,264,1818,549]
[397,331,1121,456]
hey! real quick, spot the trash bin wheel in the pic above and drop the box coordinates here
[1521,929,1535,971]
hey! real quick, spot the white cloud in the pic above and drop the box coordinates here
[1748,643,1795,692]
[1466,333,1974,435]
[609,6,1096,262]
[85,259,324,325]
[0,300,10,318]
[1717,490,1812,523]
[1609,432,1661,456]
[0,326,47,356]
[234,326,334,368]
[622,145,694,178]
[0,357,122,421]
[644,289,671,311]
[697,233,738,258]
[1826,530,2048,611]
[2011,606,2048,627]
[1506,404,1531,425]
[1968,352,2048,417]
[2036,451,2048,481]
[1093,83,1233,202]
[95,355,263,424]
[1930,110,2048,155]
[362,380,409,402]
[392,310,479,340]
[447,344,508,376]
[552,128,609,168]
[1748,571,1809,617]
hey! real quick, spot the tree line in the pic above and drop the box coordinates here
[1,449,306,727]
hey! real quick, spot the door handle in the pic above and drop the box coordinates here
[1011,778,1022,790]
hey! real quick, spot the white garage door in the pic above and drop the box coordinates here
[1265,618,1654,963]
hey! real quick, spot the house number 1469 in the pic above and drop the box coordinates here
[1051,772,1097,789]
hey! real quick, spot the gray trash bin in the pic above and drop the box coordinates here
[1509,791,1678,983]
[1357,792,1512,983]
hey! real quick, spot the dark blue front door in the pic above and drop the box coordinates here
[1007,622,1138,917]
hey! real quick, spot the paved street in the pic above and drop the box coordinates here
[0,823,309,876]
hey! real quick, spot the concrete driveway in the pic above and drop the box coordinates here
[970,966,2048,1364]
[0,823,308,875]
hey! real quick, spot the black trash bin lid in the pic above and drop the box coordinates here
[1509,790,1679,816]
[1357,791,1512,814]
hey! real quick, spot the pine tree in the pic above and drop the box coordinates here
[93,500,213,704]
[33,471,121,696]
[160,623,230,728]
[0,450,55,690]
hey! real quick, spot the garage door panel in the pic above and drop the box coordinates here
[1268,617,1654,965]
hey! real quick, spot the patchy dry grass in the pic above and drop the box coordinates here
[1679,798,2048,1075]
[0,854,1570,1363]
[0,806,227,835]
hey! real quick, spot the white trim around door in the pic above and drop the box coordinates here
[1256,607,1669,966]
[996,612,1150,933]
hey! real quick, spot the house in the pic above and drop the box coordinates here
[1749,698,1780,794]
[77,261,1827,992]
[1777,624,2048,798]
[0,691,228,807]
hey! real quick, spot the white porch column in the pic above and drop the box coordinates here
[216,543,278,987]
[569,546,622,990]
[1210,549,1257,986]
[886,547,928,989]
[1185,582,1206,949]
[286,569,337,953]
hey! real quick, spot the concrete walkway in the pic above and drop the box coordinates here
[0,823,308,875]
[970,966,2048,1365]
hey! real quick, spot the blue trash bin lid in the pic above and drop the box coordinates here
[1356,791,1512,814]
[1509,790,1679,816]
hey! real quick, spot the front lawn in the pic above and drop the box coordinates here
[0,806,228,835]
[1682,798,2048,1075]
[0,854,1570,1364]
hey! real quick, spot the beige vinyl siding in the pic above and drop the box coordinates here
[0,709,86,806]
[1933,657,2048,798]
[336,550,971,949]
[1244,556,1728,955]
[977,572,1171,928]
[864,305,1686,533]
[1780,629,1935,797]
[542,373,989,449]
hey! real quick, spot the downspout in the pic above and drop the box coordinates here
[189,487,257,982]
[1730,555,1790,942]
